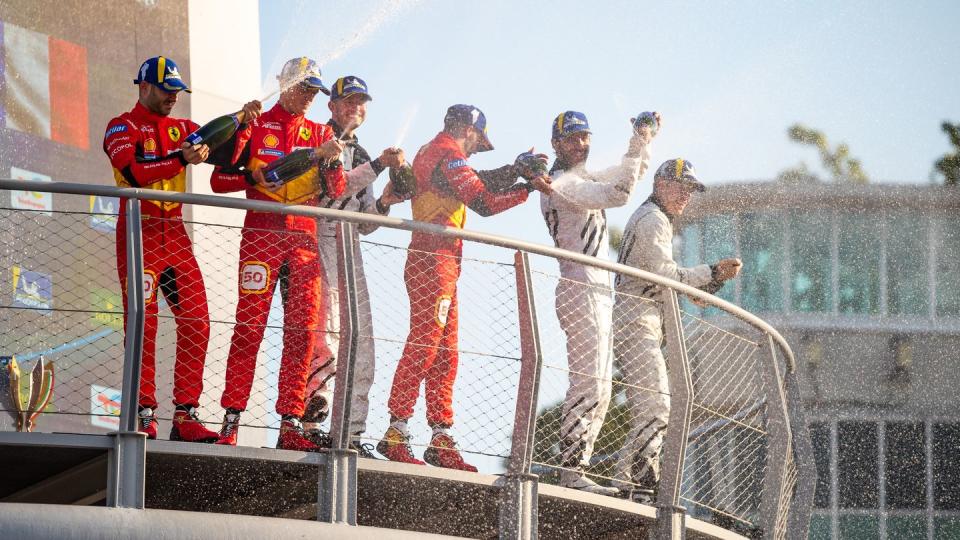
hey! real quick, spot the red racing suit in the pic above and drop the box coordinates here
[388,131,530,426]
[103,101,210,409]
[211,103,345,417]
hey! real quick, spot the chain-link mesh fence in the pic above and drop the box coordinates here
[679,308,767,530]
[1,185,808,536]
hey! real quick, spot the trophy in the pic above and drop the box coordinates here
[1,355,55,432]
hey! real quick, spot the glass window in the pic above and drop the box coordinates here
[838,515,879,539]
[837,212,881,315]
[886,516,926,539]
[935,517,960,539]
[677,222,702,313]
[933,423,960,510]
[740,213,785,313]
[937,217,960,317]
[886,422,927,509]
[790,212,833,313]
[702,215,736,306]
[807,514,831,540]
[887,214,929,316]
[810,423,831,509]
[838,421,878,509]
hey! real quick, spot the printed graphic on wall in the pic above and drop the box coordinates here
[0,20,90,149]
[11,265,52,313]
[89,195,119,232]
[90,384,121,429]
[9,166,52,215]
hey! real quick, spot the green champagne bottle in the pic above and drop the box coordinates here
[185,111,247,149]
[261,148,320,186]
[389,162,416,197]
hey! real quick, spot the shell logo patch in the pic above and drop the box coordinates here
[263,134,280,148]
[298,126,311,141]
[143,139,157,152]
[167,126,181,142]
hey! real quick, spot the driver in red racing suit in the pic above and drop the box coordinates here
[104,56,221,443]
[209,57,346,452]
[377,104,552,471]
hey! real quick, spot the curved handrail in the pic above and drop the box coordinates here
[0,178,796,372]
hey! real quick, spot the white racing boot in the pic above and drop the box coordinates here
[559,469,619,496]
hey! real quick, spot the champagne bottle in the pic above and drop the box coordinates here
[389,162,416,197]
[185,111,246,149]
[261,148,320,186]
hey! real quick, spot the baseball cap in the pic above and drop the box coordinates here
[444,104,493,152]
[330,76,372,101]
[551,111,591,140]
[278,57,330,95]
[133,56,191,93]
[654,158,706,192]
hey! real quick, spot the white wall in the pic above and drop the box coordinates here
[187,0,268,446]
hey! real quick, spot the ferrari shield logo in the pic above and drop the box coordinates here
[298,126,311,141]
[168,126,181,142]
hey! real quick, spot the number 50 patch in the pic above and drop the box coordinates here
[240,262,270,294]
[435,295,453,326]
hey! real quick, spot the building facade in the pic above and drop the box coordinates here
[676,182,960,539]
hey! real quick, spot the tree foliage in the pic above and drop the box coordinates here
[778,124,868,184]
[933,121,960,186]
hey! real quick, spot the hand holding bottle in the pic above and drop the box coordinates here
[514,148,549,180]
[378,147,405,169]
[180,142,209,165]
[316,138,344,163]
[237,100,262,124]
[629,111,661,151]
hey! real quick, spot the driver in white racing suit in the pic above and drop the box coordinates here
[612,158,741,502]
[540,110,657,495]
[302,76,407,457]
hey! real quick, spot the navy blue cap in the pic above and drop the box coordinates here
[654,158,706,192]
[330,76,372,101]
[134,56,191,93]
[444,104,492,152]
[551,111,590,140]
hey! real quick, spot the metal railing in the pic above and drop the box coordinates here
[0,178,815,539]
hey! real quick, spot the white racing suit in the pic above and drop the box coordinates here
[611,198,714,490]
[305,123,388,436]
[539,142,650,470]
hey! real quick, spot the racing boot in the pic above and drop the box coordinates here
[423,432,477,472]
[276,416,323,452]
[137,406,158,440]
[304,426,332,448]
[215,409,242,446]
[350,434,379,459]
[302,395,329,426]
[169,405,219,443]
[559,468,619,496]
[377,425,425,465]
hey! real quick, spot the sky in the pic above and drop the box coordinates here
[254,1,960,463]
[257,0,960,242]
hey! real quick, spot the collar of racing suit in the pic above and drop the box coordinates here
[264,101,303,124]
[129,101,170,124]
[327,119,358,143]
[645,194,677,223]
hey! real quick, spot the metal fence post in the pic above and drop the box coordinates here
[782,348,816,540]
[107,198,147,509]
[318,221,359,525]
[498,251,544,540]
[758,336,793,539]
[656,289,694,540]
